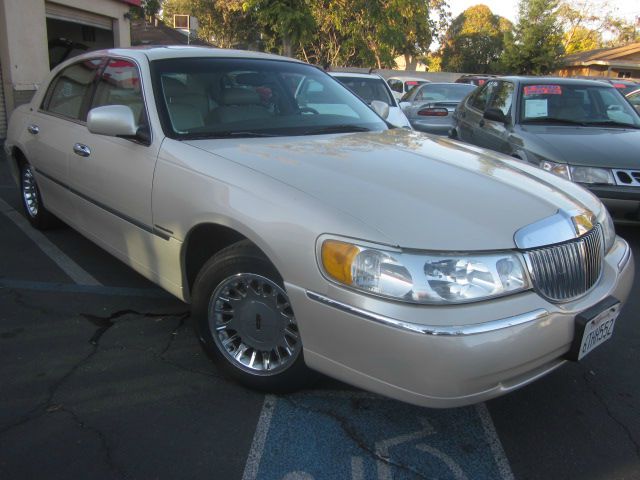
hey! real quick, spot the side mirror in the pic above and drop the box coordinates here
[399,101,411,110]
[370,100,390,119]
[483,107,507,124]
[87,105,138,138]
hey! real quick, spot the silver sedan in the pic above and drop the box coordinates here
[4,47,634,408]
[401,82,476,134]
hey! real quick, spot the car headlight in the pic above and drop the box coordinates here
[320,239,530,304]
[569,166,615,185]
[597,208,616,253]
[540,160,571,180]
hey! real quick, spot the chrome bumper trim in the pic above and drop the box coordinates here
[618,238,631,272]
[306,291,548,336]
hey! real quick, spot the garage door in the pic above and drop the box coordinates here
[45,2,113,30]
[0,60,6,139]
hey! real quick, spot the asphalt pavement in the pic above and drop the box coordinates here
[0,148,638,480]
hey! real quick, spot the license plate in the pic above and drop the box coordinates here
[567,297,620,361]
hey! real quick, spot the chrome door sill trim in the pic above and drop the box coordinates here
[306,291,548,336]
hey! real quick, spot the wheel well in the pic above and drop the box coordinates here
[184,223,248,294]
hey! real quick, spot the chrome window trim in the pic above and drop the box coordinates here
[306,291,548,336]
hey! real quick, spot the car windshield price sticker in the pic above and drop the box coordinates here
[524,99,548,118]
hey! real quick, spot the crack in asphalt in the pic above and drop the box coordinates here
[157,313,223,379]
[583,372,640,459]
[282,396,430,479]
[58,406,127,479]
[0,309,189,438]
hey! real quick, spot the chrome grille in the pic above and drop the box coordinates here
[525,225,603,302]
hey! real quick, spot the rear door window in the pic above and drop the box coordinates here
[42,58,103,121]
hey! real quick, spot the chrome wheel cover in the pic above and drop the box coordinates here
[208,273,301,376]
[21,166,39,218]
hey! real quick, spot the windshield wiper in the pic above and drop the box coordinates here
[181,131,279,140]
[582,120,640,129]
[521,117,587,126]
[303,125,372,135]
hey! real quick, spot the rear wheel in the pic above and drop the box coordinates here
[19,162,59,230]
[191,240,314,392]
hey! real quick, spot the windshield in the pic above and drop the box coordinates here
[332,76,394,106]
[403,83,475,102]
[519,83,640,128]
[151,58,388,139]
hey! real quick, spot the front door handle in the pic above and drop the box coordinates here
[479,119,485,127]
[73,143,91,157]
[27,124,39,135]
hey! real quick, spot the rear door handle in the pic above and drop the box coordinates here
[73,143,91,157]
[479,119,485,127]
[27,124,39,135]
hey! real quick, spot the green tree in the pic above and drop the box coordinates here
[440,5,513,73]
[501,0,564,74]
[563,25,600,53]
[242,0,315,57]
[162,0,260,48]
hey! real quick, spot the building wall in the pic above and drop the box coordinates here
[0,0,132,138]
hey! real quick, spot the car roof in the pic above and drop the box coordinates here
[68,45,303,64]
[497,76,618,87]
[387,76,429,82]
[328,72,383,80]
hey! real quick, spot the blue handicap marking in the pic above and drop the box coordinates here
[248,392,511,480]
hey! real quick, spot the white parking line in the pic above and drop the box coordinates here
[0,197,100,286]
[241,395,277,480]
[476,403,515,480]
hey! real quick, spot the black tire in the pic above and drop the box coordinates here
[191,240,315,392]
[18,161,60,230]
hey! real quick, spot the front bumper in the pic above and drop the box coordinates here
[287,237,633,408]
[585,184,640,224]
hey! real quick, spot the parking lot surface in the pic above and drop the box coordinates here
[0,150,639,480]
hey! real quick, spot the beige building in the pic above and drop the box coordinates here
[556,42,640,80]
[0,0,138,138]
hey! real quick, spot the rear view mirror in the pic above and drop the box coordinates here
[370,100,390,119]
[483,108,507,124]
[87,105,138,138]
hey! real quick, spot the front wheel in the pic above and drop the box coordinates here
[191,241,314,392]
[19,162,59,230]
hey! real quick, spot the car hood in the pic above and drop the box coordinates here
[186,129,601,250]
[518,125,640,169]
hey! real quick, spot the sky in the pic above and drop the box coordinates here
[447,0,640,23]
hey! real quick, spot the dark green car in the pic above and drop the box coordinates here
[452,77,640,224]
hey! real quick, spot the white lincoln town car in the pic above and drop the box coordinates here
[4,47,634,408]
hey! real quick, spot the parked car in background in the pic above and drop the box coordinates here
[573,76,639,96]
[330,72,411,128]
[626,88,640,114]
[399,82,476,134]
[455,74,497,86]
[4,49,634,408]
[386,75,430,100]
[452,77,640,223]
